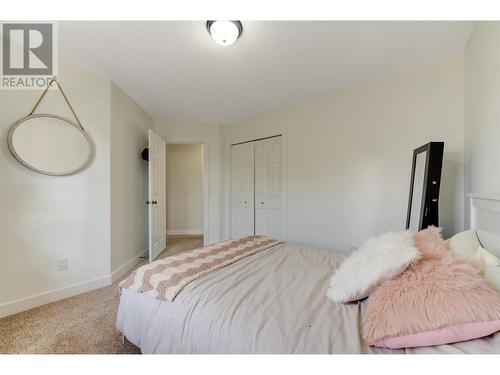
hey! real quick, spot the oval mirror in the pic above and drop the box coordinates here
[8,114,94,176]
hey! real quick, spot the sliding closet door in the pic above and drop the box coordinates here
[230,142,255,238]
[255,137,282,240]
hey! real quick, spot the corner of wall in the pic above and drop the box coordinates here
[109,81,154,276]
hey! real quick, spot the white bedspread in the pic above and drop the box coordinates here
[116,243,500,354]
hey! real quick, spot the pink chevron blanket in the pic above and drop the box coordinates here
[119,236,281,301]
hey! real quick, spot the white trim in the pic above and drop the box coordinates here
[166,229,203,236]
[0,249,148,318]
[469,194,500,257]
[470,194,500,217]
[281,132,287,241]
[111,249,148,283]
[468,193,500,201]
[0,275,111,319]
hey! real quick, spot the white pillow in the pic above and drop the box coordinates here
[447,230,481,260]
[476,246,500,268]
[447,231,500,291]
[485,266,500,292]
[474,246,500,291]
[326,231,421,303]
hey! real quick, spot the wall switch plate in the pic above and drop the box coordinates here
[57,258,68,271]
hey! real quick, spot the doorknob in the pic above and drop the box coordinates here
[260,201,264,205]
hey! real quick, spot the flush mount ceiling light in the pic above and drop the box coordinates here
[206,21,243,46]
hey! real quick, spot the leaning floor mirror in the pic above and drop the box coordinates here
[7,79,95,176]
[406,142,444,231]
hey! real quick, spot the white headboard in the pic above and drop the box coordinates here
[469,193,500,257]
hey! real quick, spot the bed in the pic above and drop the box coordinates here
[116,195,500,354]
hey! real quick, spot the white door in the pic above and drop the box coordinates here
[255,137,282,240]
[148,129,166,262]
[230,142,255,238]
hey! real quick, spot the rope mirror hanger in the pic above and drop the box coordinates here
[7,78,95,176]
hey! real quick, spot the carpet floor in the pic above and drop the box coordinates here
[0,235,203,354]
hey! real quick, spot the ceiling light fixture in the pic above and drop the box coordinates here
[206,21,243,46]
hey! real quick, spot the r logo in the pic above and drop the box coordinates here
[2,23,53,75]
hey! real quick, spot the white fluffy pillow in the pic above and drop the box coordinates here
[326,231,420,303]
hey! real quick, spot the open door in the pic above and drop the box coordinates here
[148,129,166,262]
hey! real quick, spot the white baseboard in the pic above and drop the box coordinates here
[0,275,111,319]
[0,249,148,319]
[111,249,148,283]
[167,229,203,235]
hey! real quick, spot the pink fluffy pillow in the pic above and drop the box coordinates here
[363,257,500,349]
[413,226,450,261]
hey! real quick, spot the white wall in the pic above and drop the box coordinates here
[0,64,112,317]
[0,67,153,317]
[154,122,223,245]
[464,22,500,226]
[224,58,465,251]
[110,83,154,277]
[166,144,204,234]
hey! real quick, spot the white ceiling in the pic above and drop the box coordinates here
[60,21,473,125]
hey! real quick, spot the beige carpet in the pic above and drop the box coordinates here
[0,235,203,354]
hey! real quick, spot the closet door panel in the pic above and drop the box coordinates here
[230,143,255,238]
[255,137,282,239]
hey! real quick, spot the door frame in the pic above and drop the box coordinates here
[164,140,209,247]
[224,130,287,241]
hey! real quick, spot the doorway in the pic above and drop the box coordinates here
[148,129,208,262]
[164,143,204,256]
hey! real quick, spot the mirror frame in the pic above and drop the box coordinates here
[405,142,444,231]
[7,113,95,176]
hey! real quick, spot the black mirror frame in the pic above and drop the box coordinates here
[405,142,444,231]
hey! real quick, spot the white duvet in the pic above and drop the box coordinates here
[116,243,500,354]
